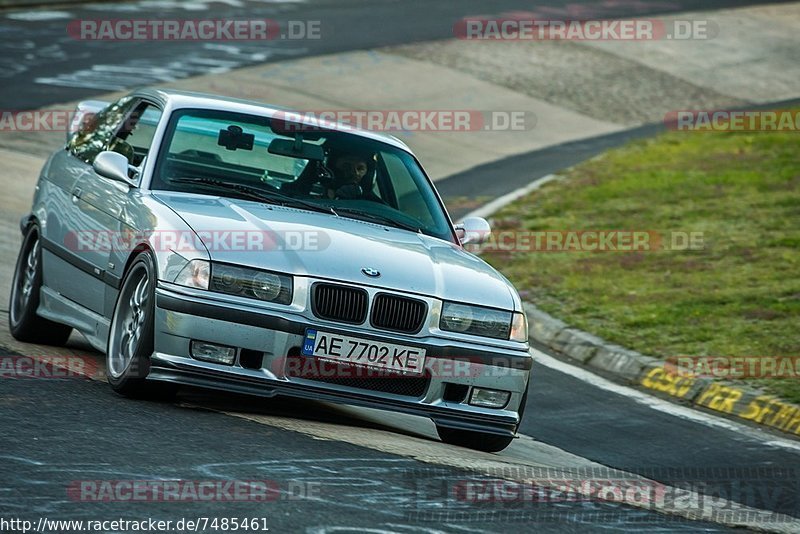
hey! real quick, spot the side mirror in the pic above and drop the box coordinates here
[93,151,137,187]
[454,216,491,245]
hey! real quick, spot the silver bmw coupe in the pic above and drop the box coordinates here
[9,89,531,452]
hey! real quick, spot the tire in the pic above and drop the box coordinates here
[436,426,515,453]
[8,224,72,345]
[106,251,174,400]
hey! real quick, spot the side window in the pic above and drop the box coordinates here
[68,97,137,164]
[109,103,162,169]
[380,151,433,225]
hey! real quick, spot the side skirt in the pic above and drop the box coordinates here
[38,286,110,353]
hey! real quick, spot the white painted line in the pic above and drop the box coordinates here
[34,76,128,91]
[533,348,800,453]
[6,11,71,21]
[458,173,561,222]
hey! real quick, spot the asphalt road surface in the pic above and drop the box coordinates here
[0,0,794,109]
[0,360,740,533]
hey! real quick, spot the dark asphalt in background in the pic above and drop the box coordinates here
[442,96,800,221]
[1,0,796,110]
[0,349,733,533]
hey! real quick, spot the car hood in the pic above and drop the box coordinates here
[154,193,517,310]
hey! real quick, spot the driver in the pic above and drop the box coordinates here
[282,149,381,202]
[326,151,372,199]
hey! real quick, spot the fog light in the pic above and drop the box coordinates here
[190,341,236,365]
[469,388,511,409]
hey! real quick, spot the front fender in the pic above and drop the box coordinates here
[110,192,210,286]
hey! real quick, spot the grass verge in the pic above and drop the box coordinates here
[481,123,800,402]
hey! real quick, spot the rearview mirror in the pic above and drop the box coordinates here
[93,151,136,187]
[268,137,324,161]
[455,217,491,245]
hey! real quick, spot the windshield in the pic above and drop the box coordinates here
[152,109,454,241]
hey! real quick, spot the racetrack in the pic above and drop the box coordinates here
[2,0,800,532]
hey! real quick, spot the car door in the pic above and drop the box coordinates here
[40,97,137,314]
[47,96,163,316]
[72,99,164,316]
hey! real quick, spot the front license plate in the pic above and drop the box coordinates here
[302,329,426,375]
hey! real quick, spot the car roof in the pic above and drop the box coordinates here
[133,87,413,153]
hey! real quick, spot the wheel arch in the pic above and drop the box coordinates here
[121,243,156,281]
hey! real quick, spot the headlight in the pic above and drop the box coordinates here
[440,303,474,332]
[173,259,210,289]
[210,263,292,305]
[440,302,512,340]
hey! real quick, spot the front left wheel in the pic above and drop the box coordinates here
[106,251,173,400]
[9,224,72,345]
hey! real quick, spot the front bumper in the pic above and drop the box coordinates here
[151,286,532,437]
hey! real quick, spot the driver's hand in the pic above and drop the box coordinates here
[334,184,363,200]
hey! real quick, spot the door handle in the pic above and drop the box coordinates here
[72,187,82,202]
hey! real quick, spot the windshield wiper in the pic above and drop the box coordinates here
[169,177,338,216]
[334,207,422,233]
